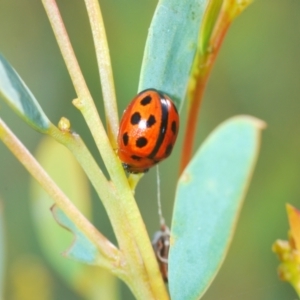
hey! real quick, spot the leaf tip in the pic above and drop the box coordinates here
[232,115,267,130]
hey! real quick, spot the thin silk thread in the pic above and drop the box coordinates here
[156,165,165,226]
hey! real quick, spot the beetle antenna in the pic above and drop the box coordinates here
[156,165,165,227]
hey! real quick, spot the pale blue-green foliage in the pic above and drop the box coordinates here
[30,134,118,298]
[169,116,263,300]
[0,54,50,132]
[51,206,98,264]
[138,0,209,110]
[30,137,94,281]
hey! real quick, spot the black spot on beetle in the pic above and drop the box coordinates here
[147,115,156,128]
[123,132,129,145]
[131,155,141,161]
[136,137,148,148]
[131,112,141,125]
[140,95,152,106]
[171,121,177,135]
[165,144,173,156]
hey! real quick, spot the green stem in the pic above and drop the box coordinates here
[84,0,119,149]
[0,118,120,270]
[47,125,139,281]
[42,1,168,298]
[48,124,115,210]
[42,0,122,182]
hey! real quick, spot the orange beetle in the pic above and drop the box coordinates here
[117,89,179,173]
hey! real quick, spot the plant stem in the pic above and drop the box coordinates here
[84,0,119,149]
[179,0,253,173]
[179,5,231,174]
[0,118,120,270]
[47,125,143,285]
[42,1,168,298]
[48,125,115,207]
[42,0,121,182]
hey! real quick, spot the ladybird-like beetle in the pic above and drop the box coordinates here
[117,89,179,173]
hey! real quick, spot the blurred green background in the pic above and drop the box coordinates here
[0,0,300,299]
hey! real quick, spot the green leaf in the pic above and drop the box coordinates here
[30,137,91,268]
[0,54,50,132]
[169,116,264,300]
[30,137,91,287]
[30,137,119,299]
[138,0,209,110]
[52,206,120,299]
[51,205,99,264]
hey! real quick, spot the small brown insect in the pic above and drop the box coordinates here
[152,224,170,282]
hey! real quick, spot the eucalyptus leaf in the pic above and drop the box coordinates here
[52,205,120,299]
[138,0,209,110]
[30,137,91,287]
[30,137,119,298]
[51,205,99,264]
[169,116,264,300]
[30,137,111,299]
[0,54,50,132]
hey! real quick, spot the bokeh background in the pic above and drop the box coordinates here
[0,0,300,299]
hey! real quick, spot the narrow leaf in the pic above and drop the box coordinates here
[51,205,99,264]
[0,54,50,132]
[30,138,119,298]
[30,137,92,283]
[138,0,209,110]
[169,116,264,300]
